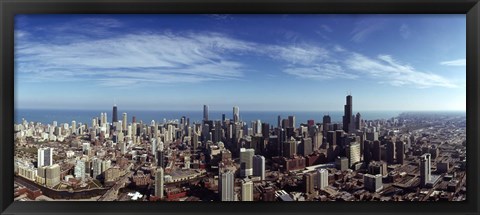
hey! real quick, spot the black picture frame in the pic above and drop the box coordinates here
[1,0,479,215]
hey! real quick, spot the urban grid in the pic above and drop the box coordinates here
[14,95,466,201]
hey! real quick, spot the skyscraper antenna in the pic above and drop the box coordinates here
[114,98,117,106]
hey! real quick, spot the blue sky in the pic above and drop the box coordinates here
[14,14,466,111]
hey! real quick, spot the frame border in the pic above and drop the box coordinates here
[1,0,479,215]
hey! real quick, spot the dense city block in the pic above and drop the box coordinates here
[14,95,466,201]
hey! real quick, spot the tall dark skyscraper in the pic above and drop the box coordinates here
[355,112,361,130]
[203,105,209,121]
[323,115,331,124]
[342,95,355,133]
[112,104,118,123]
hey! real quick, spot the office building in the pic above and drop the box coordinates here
[363,140,373,164]
[395,140,405,164]
[299,137,313,156]
[155,167,164,198]
[372,140,381,161]
[37,147,53,168]
[326,131,336,148]
[283,139,297,158]
[342,95,355,133]
[304,172,315,194]
[316,169,329,190]
[355,112,361,130]
[253,155,266,180]
[386,140,395,164]
[122,112,127,131]
[233,106,240,123]
[112,104,118,123]
[240,148,255,177]
[74,160,86,181]
[219,170,235,201]
[203,105,209,121]
[71,120,76,134]
[364,174,383,192]
[241,179,253,201]
[288,115,295,128]
[335,156,349,171]
[347,142,361,167]
[261,123,270,139]
[45,164,61,188]
[420,153,431,187]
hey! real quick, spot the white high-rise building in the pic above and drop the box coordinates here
[37,147,53,168]
[233,106,240,123]
[122,113,127,131]
[316,169,329,190]
[241,179,253,201]
[420,153,431,186]
[240,148,254,177]
[252,155,265,180]
[219,170,235,201]
[256,119,262,135]
[100,113,104,125]
[155,167,164,198]
[347,142,361,167]
[151,138,157,155]
[92,158,102,179]
[74,160,86,181]
[71,121,77,134]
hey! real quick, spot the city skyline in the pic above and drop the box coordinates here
[15,14,466,111]
[14,93,467,201]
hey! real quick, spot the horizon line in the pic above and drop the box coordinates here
[14,107,466,112]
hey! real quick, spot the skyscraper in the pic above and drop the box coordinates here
[355,112,362,130]
[233,106,240,123]
[342,95,355,133]
[316,169,329,190]
[241,179,253,201]
[45,164,61,188]
[74,160,86,181]
[253,155,266,180]
[240,148,255,177]
[71,121,76,134]
[261,123,270,139]
[122,112,127,131]
[363,140,373,164]
[112,104,118,123]
[288,115,296,128]
[372,140,381,161]
[283,139,297,158]
[203,105,209,121]
[395,140,405,164]
[347,142,361,167]
[364,174,383,192]
[386,140,395,164]
[219,170,235,201]
[304,172,315,194]
[420,153,431,187]
[37,147,53,168]
[155,167,164,198]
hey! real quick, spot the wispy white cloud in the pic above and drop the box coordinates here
[345,53,457,88]
[283,63,357,80]
[440,59,466,66]
[351,18,386,43]
[16,32,250,85]
[16,18,458,90]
